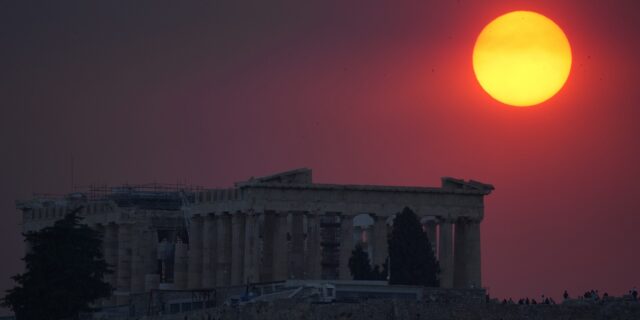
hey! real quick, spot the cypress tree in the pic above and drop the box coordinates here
[388,207,439,286]
[348,243,373,280]
[2,208,113,320]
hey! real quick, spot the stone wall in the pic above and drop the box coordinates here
[134,300,640,320]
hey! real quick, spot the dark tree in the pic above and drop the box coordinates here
[388,207,439,286]
[348,243,373,280]
[2,208,112,320]
[371,258,389,281]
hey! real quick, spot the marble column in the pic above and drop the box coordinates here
[289,212,305,279]
[372,215,388,268]
[259,212,274,281]
[202,214,217,288]
[144,274,160,292]
[453,219,468,288]
[424,219,437,257]
[144,228,158,280]
[131,225,152,293]
[187,215,203,289]
[104,223,119,305]
[338,214,354,280]
[231,212,246,285]
[272,212,289,281]
[95,224,107,307]
[305,212,321,279]
[243,212,257,284]
[466,220,482,288]
[116,223,132,305]
[173,238,189,289]
[438,220,454,288]
[216,213,232,286]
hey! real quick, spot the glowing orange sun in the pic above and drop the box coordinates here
[473,11,572,107]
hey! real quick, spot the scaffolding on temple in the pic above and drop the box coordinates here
[18,183,204,212]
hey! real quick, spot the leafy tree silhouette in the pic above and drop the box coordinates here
[388,207,439,286]
[2,208,112,320]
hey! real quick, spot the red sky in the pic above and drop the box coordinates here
[1,0,639,311]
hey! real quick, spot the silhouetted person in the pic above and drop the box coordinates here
[632,287,638,300]
[563,290,569,300]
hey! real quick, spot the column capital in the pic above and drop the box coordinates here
[189,214,204,227]
[455,216,482,224]
[274,211,289,217]
[202,212,215,218]
[243,210,257,217]
[231,212,246,223]
[421,215,438,224]
[303,211,317,218]
[437,217,455,224]
[106,221,119,227]
[338,212,357,219]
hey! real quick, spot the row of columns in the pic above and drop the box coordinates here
[437,218,482,289]
[100,211,482,305]
[181,212,481,288]
[101,222,161,306]
[182,211,314,289]
[341,215,481,288]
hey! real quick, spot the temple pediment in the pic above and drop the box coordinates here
[240,168,313,185]
[441,177,494,194]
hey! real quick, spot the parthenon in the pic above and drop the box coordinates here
[16,168,493,305]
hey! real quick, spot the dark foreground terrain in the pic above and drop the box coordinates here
[125,299,640,320]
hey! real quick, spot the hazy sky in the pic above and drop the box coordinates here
[2,0,640,312]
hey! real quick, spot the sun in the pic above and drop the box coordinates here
[473,11,572,107]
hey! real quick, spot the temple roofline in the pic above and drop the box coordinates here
[240,182,493,195]
[237,169,494,195]
[16,169,494,209]
[238,168,312,186]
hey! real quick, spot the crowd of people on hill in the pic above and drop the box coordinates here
[499,287,638,305]
[500,296,556,305]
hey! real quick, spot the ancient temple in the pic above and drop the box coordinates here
[16,168,493,305]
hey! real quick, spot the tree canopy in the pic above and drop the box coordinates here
[348,243,372,280]
[2,209,112,320]
[388,207,439,286]
[348,243,388,281]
